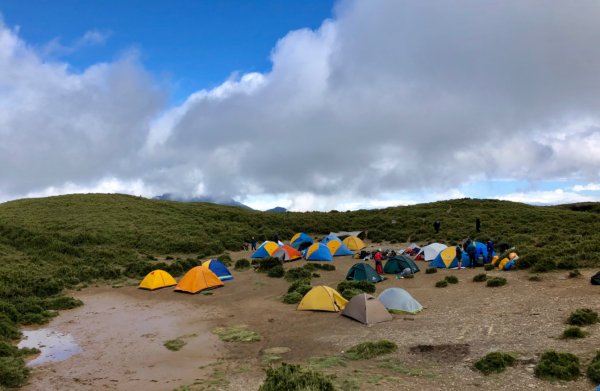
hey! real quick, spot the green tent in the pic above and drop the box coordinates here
[383,255,420,274]
[346,263,384,283]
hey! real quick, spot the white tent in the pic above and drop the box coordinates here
[418,243,447,261]
[379,288,423,314]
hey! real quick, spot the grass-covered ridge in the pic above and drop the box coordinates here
[1,194,600,386]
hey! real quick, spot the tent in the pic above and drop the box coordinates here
[429,247,459,269]
[251,241,279,258]
[346,263,384,283]
[342,293,393,325]
[305,243,333,262]
[321,234,341,245]
[343,236,366,251]
[297,286,348,312]
[290,232,314,251]
[138,269,177,290]
[202,259,233,281]
[418,243,447,261]
[175,266,224,294]
[461,241,496,266]
[329,231,362,240]
[327,240,354,256]
[378,288,423,314]
[272,245,302,261]
[384,255,420,274]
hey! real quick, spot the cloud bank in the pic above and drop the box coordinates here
[2,1,600,210]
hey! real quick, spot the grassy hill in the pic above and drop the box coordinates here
[0,193,599,386]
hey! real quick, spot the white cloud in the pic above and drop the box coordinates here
[497,189,599,205]
[4,1,600,211]
[40,29,111,57]
[573,183,600,192]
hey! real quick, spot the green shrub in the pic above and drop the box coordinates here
[0,314,20,340]
[340,288,362,300]
[531,259,556,273]
[344,340,398,360]
[445,275,458,284]
[164,338,186,351]
[0,341,18,357]
[435,280,448,288]
[484,264,494,271]
[267,265,285,278]
[234,258,251,270]
[568,269,581,278]
[0,356,29,388]
[336,280,375,296]
[425,267,437,274]
[285,267,312,282]
[474,352,516,375]
[567,308,598,326]
[255,257,283,272]
[42,296,83,310]
[473,273,487,282]
[212,325,261,342]
[282,292,303,304]
[561,326,586,339]
[259,363,335,391]
[516,252,540,269]
[534,351,580,381]
[587,351,600,384]
[528,275,542,281]
[486,277,507,287]
[557,259,577,270]
[287,279,312,294]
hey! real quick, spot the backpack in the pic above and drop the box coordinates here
[592,271,600,286]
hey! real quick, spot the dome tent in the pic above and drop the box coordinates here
[138,270,177,290]
[342,293,392,325]
[202,259,233,281]
[378,288,423,314]
[297,286,348,312]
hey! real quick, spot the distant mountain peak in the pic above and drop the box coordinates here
[265,206,287,213]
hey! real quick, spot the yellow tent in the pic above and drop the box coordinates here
[138,269,177,290]
[343,236,365,251]
[175,266,223,294]
[297,286,348,312]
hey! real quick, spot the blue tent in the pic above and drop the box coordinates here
[321,234,341,245]
[461,241,496,267]
[251,241,278,258]
[203,259,233,281]
[290,232,314,250]
[305,243,333,262]
[327,240,354,256]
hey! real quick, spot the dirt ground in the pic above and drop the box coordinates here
[21,243,600,391]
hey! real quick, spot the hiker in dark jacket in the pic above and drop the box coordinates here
[475,218,481,233]
[433,220,441,233]
[455,244,463,269]
[486,240,494,263]
[466,241,477,268]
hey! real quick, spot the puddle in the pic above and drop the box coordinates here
[18,328,82,367]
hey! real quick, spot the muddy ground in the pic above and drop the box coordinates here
[20,243,600,390]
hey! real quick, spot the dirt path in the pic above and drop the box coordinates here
[21,246,600,390]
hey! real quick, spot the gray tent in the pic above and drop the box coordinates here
[378,288,423,314]
[341,293,392,325]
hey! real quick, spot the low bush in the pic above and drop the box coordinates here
[0,314,20,339]
[445,275,458,284]
[557,259,578,270]
[516,252,540,269]
[344,340,398,360]
[486,277,507,287]
[473,352,516,375]
[0,356,29,388]
[212,325,261,342]
[287,279,312,294]
[531,259,556,273]
[473,273,487,282]
[304,263,335,271]
[217,254,233,267]
[336,281,375,297]
[282,292,303,304]
[0,341,18,357]
[340,288,362,300]
[285,267,312,282]
[435,280,448,288]
[425,267,437,274]
[259,362,335,391]
[42,296,83,310]
[267,265,285,278]
[164,338,186,351]
[528,275,542,282]
[534,351,580,381]
[587,351,600,384]
[561,326,586,339]
[255,257,283,272]
[568,269,581,278]
[484,264,494,271]
[567,308,598,326]
[234,258,250,270]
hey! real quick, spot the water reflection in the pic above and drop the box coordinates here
[18,329,82,367]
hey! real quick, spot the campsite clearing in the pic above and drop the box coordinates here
[21,245,600,391]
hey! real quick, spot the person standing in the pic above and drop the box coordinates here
[486,240,494,263]
[433,220,441,233]
[466,241,477,268]
[455,243,463,269]
[250,237,257,251]
[374,249,384,275]
[475,218,481,233]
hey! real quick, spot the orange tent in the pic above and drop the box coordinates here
[175,266,223,294]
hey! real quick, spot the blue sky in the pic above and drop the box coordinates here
[1,1,600,211]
